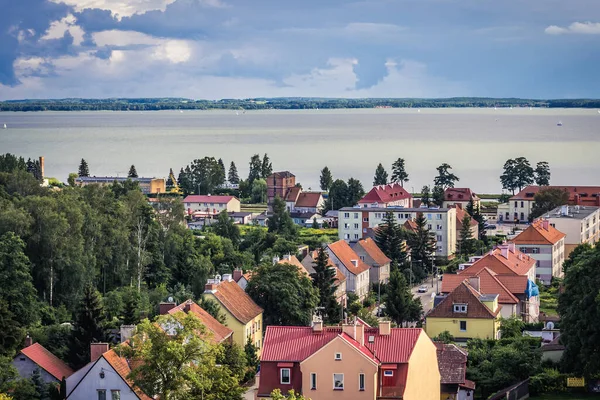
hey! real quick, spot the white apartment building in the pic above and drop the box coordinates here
[544,205,600,258]
[338,206,457,258]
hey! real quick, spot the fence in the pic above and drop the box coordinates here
[487,379,530,400]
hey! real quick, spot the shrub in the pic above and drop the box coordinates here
[529,369,567,396]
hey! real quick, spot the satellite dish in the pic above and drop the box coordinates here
[168,296,174,302]
[546,321,555,330]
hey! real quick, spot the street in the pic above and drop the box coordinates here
[411,276,441,314]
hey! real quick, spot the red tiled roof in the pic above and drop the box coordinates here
[496,275,528,294]
[363,327,422,363]
[359,183,412,204]
[103,349,152,400]
[451,205,479,228]
[183,195,236,204]
[459,245,535,277]
[461,379,476,390]
[435,343,468,384]
[403,220,418,233]
[278,255,310,276]
[512,220,566,245]
[511,185,600,206]
[284,187,301,202]
[168,300,233,343]
[339,333,378,363]
[269,171,295,179]
[294,192,323,208]
[328,240,371,275]
[356,238,391,266]
[444,188,479,202]
[211,280,263,324]
[441,268,518,304]
[427,282,499,319]
[20,343,74,380]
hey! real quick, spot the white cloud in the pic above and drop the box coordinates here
[545,21,600,35]
[344,22,407,36]
[41,14,85,45]
[152,40,192,63]
[92,30,162,46]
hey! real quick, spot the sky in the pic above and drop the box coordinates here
[1,0,600,100]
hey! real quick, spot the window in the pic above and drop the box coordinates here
[532,247,540,254]
[363,217,368,222]
[280,368,291,384]
[98,390,106,400]
[437,214,442,219]
[354,213,359,219]
[354,234,359,239]
[460,321,467,331]
[437,235,443,241]
[344,213,350,218]
[428,224,432,230]
[437,224,443,230]
[354,223,359,229]
[383,370,394,377]
[344,223,349,229]
[111,391,120,400]
[520,201,524,208]
[359,373,365,391]
[514,201,518,207]
[427,214,432,219]
[333,374,344,390]
[453,304,467,313]
[344,234,350,239]
[311,373,317,390]
[335,352,342,360]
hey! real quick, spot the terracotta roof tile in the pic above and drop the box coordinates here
[511,185,600,207]
[301,251,346,283]
[496,275,528,294]
[403,220,418,233]
[356,238,391,266]
[451,205,479,229]
[103,349,152,400]
[444,188,479,202]
[20,343,74,380]
[278,255,310,276]
[168,300,233,343]
[294,192,323,208]
[459,245,535,277]
[269,171,295,179]
[183,195,236,204]
[359,183,412,204]
[427,282,499,319]
[328,240,371,275]
[441,269,518,304]
[512,220,566,245]
[435,343,468,384]
[284,187,301,202]
[211,280,263,324]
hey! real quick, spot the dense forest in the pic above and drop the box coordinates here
[1,97,600,111]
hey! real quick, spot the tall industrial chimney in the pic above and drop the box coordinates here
[39,156,45,178]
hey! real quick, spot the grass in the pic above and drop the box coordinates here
[539,285,560,317]
[240,203,268,212]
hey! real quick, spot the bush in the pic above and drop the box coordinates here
[529,369,567,396]
[363,297,373,308]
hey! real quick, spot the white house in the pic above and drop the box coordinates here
[183,195,241,217]
[544,205,600,258]
[327,240,371,301]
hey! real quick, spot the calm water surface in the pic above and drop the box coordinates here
[1,108,599,193]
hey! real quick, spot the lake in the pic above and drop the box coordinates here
[1,108,598,193]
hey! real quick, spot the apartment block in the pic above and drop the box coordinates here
[544,205,600,258]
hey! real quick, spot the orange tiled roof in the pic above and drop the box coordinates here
[512,220,566,245]
[511,185,600,206]
[444,188,479,202]
[168,300,233,343]
[427,282,500,319]
[278,255,310,276]
[459,245,535,277]
[356,238,391,266]
[451,205,479,228]
[441,268,518,304]
[496,275,528,294]
[294,192,323,208]
[20,343,74,380]
[103,349,152,400]
[284,186,301,202]
[212,280,263,324]
[328,240,371,275]
[303,250,347,283]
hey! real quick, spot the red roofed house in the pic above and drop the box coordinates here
[512,219,566,284]
[284,187,325,214]
[183,194,240,217]
[258,321,440,400]
[443,188,480,210]
[450,204,479,240]
[13,338,74,384]
[67,343,152,400]
[267,171,296,206]
[301,250,348,305]
[327,240,372,300]
[351,238,392,285]
[435,343,475,400]
[358,183,413,208]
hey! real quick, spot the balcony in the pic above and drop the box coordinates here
[378,387,404,398]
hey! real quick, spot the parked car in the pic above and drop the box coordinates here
[418,285,428,293]
[485,224,497,230]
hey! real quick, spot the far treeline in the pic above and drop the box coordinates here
[1,97,600,111]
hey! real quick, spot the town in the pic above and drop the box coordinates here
[0,152,598,400]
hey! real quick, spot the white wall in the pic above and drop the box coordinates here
[67,357,140,400]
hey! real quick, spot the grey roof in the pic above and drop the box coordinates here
[229,212,253,217]
[339,206,453,213]
[325,210,338,218]
[290,211,320,219]
[545,205,599,220]
[479,294,499,302]
[301,255,317,275]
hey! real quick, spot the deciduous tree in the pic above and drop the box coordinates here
[248,154,262,184]
[534,161,551,186]
[530,187,569,220]
[323,179,348,211]
[212,210,240,247]
[261,154,272,179]
[346,177,365,206]
[420,185,431,207]
[267,197,297,238]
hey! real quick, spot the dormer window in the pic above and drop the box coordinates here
[453,304,468,313]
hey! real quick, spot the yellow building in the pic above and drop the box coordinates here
[203,275,264,355]
[75,176,166,194]
[426,280,501,341]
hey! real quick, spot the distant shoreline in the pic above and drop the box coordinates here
[1,97,600,112]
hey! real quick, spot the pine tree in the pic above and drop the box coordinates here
[534,161,551,186]
[261,154,272,179]
[128,165,138,178]
[248,154,262,184]
[228,161,240,184]
[420,185,431,207]
[166,168,175,191]
[78,159,90,177]
[434,163,459,189]
[373,163,388,186]
[122,290,140,325]
[375,212,406,265]
[391,158,409,186]
[217,158,226,184]
[385,267,422,326]
[31,368,48,399]
[458,215,474,256]
[432,185,445,207]
[319,166,333,191]
[69,284,105,368]
[310,247,339,324]
[466,197,475,217]
[408,213,436,277]
[244,336,259,382]
[267,197,297,238]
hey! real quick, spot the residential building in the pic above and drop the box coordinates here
[327,240,371,300]
[450,204,479,240]
[233,268,251,290]
[267,171,296,205]
[258,321,440,400]
[435,343,475,400]
[338,207,457,257]
[183,194,241,217]
[158,299,234,344]
[255,212,269,227]
[229,211,255,225]
[443,188,481,210]
[285,188,325,214]
[75,176,166,194]
[290,211,321,226]
[351,238,391,285]
[512,220,566,283]
[13,338,74,384]
[301,250,348,305]
[277,254,311,276]
[544,205,600,258]
[67,343,151,400]
[426,281,502,341]
[498,185,600,223]
[358,183,413,208]
[203,275,264,355]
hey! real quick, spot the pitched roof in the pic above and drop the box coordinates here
[355,238,391,266]
[19,343,74,380]
[261,326,422,364]
[444,188,479,202]
[269,171,295,179]
[328,240,371,275]
[103,349,152,400]
[301,250,346,283]
[427,282,499,319]
[442,268,519,304]
[512,220,566,245]
[511,185,600,206]
[359,183,412,204]
[459,245,535,277]
[183,195,236,204]
[278,255,310,276]
[403,220,418,233]
[496,275,528,294]
[210,280,263,324]
[294,192,323,208]
[435,343,468,384]
[284,186,301,202]
[168,300,233,343]
[451,205,479,228]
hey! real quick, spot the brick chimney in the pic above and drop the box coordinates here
[541,220,549,231]
[90,343,109,362]
[159,302,177,315]
[233,268,243,282]
[379,321,391,336]
[204,278,220,293]
[469,276,480,292]
[24,335,33,348]
[38,156,45,179]
[341,323,364,346]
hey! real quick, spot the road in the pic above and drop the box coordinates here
[411,276,441,314]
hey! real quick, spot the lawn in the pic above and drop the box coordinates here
[539,285,560,317]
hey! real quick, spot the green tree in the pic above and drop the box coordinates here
[310,247,339,324]
[0,153,26,173]
[270,389,311,400]
[267,197,297,238]
[69,284,106,368]
[0,299,25,356]
[420,185,431,207]
[126,312,244,400]
[78,159,89,177]
[373,163,388,186]
[408,213,436,275]
[217,341,247,384]
[499,316,525,339]
[67,173,77,187]
[212,210,241,247]
[246,262,319,326]
[199,297,227,324]
[513,157,535,191]
[534,161,550,186]
[261,154,272,179]
[391,158,409,186]
[228,162,239,184]
[375,212,407,265]
[500,158,518,194]
[562,243,592,275]
[434,163,459,189]
[319,166,333,191]
[122,288,141,326]
[558,244,600,376]
[217,158,226,184]
[323,179,348,211]
[128,165,138,178]
[384,268,422,326]
[431,185,445,207]
[31,368,49,400]
[251,178,267,204]
[248,154,262,184]
[530,188,569,220]
[347,177,365,206]
[244,337,259,382]
[432,331,455,343]
[458,215,475,256]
